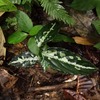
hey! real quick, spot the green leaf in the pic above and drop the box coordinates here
[35,21,61,47]
[16,10,33,33]
[10,0,21,4]
[28,37,40,55]
[29,25,43,36]
[92,20,100,34]
[22,0,32,4]
[70,0,95,11]
[38,0,75,25]
[96,3,100,18]
[96,0,100,18]
[0,1,7,6]
[41,47,97,75]
[6,17,17,27]
[10,0,32,4]
[71,0,100,18]
[52,33,75,43]
[8,31,28,44]
[94,42,100,50]
[9,51,39,67]
[41,58,50,71]
[0,0,17,12]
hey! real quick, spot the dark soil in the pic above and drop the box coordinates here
[0,3,100,100]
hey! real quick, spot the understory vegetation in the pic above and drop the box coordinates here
[0,0,100,100]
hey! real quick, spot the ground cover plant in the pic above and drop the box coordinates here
[0,0,100,99]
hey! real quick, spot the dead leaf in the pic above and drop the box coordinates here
[86,88,100,100]
[8,42,27,55]
[73,36,93,45]
[0,12,4,17]
[0,68,18,90]
[64,89,87,100]
[70,10,95,37]
[69,9,100,43]
[77,76,93,93]
[0,27,6,65]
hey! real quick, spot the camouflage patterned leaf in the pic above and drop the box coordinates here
[41,47,97,75]
[9,51,39,67]
[35,21,61,47]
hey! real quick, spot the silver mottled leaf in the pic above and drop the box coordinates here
[35,21,60,47]
[9,51,39,67]
[41,47,97,75]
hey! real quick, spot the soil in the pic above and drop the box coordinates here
[0,3,100,100]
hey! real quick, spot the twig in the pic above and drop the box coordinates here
[28,81,77,92]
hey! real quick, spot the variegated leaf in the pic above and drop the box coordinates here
[41,57,50,71]
[41,47,97,75]
[9,51,39,67]
[35,21,60,47]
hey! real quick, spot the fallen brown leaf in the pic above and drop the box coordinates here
[64,89,87,100]
[70,10,95,37]
[77,75,93,93]
[0,68,18,91]
[0,12,4,17]
[73,36,93,45]
[0,27,6,65]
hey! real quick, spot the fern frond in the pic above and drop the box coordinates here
[38,0,75,25]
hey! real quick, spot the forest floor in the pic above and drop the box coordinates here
[0,4,100,100]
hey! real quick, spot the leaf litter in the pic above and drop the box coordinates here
[0,5,100,100]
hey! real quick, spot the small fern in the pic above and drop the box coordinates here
[38,0,75,25]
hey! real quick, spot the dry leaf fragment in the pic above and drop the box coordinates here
[73,36,93,45]
[0,12,4,17]
[70,10,95,37]
[64,89,87,100]
[78,75,93,93]
[0,27,6,65]
[0,68,18,90]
